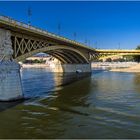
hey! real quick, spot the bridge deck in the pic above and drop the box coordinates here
[0,15,93,50]
[0,15,140,55]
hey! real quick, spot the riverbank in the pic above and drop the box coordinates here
[92,62,138,69]
[92,62,140,72]
[22,64,49,68]
[22,62,139,72]
[110,63,140,72]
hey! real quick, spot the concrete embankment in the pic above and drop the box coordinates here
[92,62,140,72]
[92,62,138,69]
[110,63,140,72]
[22,64,49,68]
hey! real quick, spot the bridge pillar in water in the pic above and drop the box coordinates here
[51,64,91,73]
[61,64,91,73]
[49,58,91,73]
[0,29,23,101]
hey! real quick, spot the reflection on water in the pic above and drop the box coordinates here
[133,73,140,92]
[0,100,24,112]
[0,68,140,138]
[53,72,91,87]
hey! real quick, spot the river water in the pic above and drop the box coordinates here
[0,68,140,138]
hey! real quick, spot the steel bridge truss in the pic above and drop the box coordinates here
[11,33,89,64]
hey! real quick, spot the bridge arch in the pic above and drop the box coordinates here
[14,45,89,64]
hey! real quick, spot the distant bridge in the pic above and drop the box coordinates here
[0,15,140,101]
[93,49,140,60]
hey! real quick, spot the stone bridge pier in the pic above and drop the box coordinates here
[48,58,91,73]
[0,29,23,101]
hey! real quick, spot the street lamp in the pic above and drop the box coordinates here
[58,23,61,35]
[85,39,87,45]
[27,6,32,26]
[95,41,98,49]
[74,32,77,41]
[118,42,120,49]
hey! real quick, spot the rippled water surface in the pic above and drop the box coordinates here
[0,68,140,138]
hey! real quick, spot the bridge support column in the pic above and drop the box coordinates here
[61,64,91,73]
[0,28,23,101]
[50,63,91,73]
[0,62,23,101]
[49,58,91,73]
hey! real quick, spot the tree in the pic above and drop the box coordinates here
[106,58,112,62]
[133,45,140,62]
[136,45,140,50]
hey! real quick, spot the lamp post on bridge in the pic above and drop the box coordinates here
[58,23,61,35]
[85,39,87,45]
[27,7,32,26]
[88,40,90,46]
[85,38,91,46]
[118,42,121,49]
[74,32,77,41]
[94,41,98,49]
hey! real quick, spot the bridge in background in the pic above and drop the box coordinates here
[94,49,140,60]
[0,15,140,101]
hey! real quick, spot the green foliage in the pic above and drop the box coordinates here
[113,58,124,62]
[133,45,140,62]
[23,59,46,64]
[123,55,134,62]
[136,45,140,50]
[106,58,112,62]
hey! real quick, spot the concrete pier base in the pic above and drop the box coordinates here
[0,61,23,101]
[50,63,91,73]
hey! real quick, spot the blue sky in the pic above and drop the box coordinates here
[0,1,140,49]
